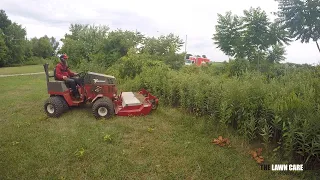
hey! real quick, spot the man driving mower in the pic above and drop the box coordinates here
[55,54,81,99]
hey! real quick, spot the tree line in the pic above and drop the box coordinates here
[59,24,185,70]
[0,10,59,67]
[213,0,320,71]
[0,0,319,69]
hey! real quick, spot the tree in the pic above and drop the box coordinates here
[162,52,185,70]
[59,24,110,66]
[4,22,28,65]
[242,7,271,62]
[266,44,286,63]
[213,11,245,58]
[213,7,291,65]
[140,33,184,69]
[50,37,59,55]
[60,24,146,68]
[0,10,11,32]
[275,0,320,53]
[0,9,60,66]
[0,29,8,66]
[24,39,33,60]
[268,22,292,46]
[141,33,183,55]
[0,10,34,66]
[31,35,54,58]
[103,29,144,59]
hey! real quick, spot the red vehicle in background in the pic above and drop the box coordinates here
[185,54,210,66]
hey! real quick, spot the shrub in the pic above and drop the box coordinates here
[109,59,320,169]
[23,56,46,65]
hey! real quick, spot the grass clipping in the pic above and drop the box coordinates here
[249,148,264,164]
[212,136,230,147]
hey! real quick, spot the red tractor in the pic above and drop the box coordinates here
[43,63,158,119]
[185,54,210,66]
[189,56,210,66]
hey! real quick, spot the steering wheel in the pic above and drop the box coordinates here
[76,72,87,85]
[76,72,86,78]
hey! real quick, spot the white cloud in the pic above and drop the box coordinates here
[1,0,319,64]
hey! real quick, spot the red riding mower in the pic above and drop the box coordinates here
[43,63,158,119]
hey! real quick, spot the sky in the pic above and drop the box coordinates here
[1,0,319,64]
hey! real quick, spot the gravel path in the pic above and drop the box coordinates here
[0,72,44,77]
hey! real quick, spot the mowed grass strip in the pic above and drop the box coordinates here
[0,73,298,179]
[0,65,43,75]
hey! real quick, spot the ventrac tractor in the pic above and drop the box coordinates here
[43,63,158,119]
[185,55,210,66]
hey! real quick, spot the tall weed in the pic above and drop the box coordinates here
[109,55,320,168]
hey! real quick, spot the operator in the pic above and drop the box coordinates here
[55,54,81,99]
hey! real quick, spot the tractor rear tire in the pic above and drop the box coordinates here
[92,97,115,119]
[44,96,64,118]
[55,96,69,112]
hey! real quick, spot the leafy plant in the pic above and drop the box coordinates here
[74,148,85,158]
[147,127,154,133]
[275,0,320,53]
[103,134,112,143]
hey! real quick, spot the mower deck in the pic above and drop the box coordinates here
[115,92,154,116]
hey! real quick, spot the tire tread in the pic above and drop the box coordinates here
[92,97,115,119]
[44,96,64,117]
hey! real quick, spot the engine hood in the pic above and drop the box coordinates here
[84,72,116,85]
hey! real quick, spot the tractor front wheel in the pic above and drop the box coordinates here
[44,96,64,117]
[150,99,158,110]
[92,97,115,119]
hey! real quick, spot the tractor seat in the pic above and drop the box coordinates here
[43,64,81,92]
[44,63,79,93]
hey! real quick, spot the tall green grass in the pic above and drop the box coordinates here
[108,56,320,170]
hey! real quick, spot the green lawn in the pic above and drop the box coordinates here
[0,65,43,75]
[0,67,303,179]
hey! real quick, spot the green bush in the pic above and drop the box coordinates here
[23,56,46,65]
[109,59,320,169]
[76,58,106,74]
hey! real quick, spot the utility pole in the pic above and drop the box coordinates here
[185,35,187,54]
[184,35,188,60]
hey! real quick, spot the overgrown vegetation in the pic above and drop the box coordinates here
[1,1,319,177]
[99,6,319,173]
[111,56,320,171]
[1,73,299,180]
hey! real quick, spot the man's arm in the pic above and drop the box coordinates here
[67,67,76,77]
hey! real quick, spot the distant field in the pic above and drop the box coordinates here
[0,66,300,179]
[211,61,225,65]
[0,65,43,75]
